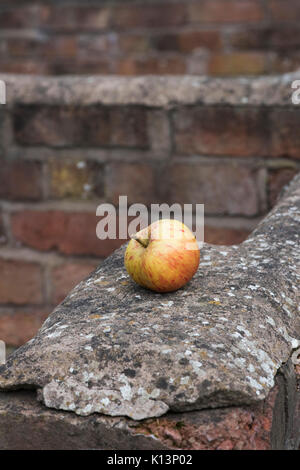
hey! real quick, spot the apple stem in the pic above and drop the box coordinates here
[132,236,149,248]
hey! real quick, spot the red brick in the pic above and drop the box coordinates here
[136,388,276,450]
[48,159,104,199]
[269,0,300,21]
[151,34,179,52]
[0,6,43,28]
[50,58,112,75]
[268,51,300,74]
[268,168,298,207]
[205,226,251,245]
[77,35,113,56]
[0,309,50,347]
[0,259,43,305]
[106,162,156,206]
[151,30,221,53]
[269,27,300,48]
[0,59,48,75]
[227,27,300,50]
[39,5,110,31]
[186,50,209,74]
[209,52,267,76]
[117,55,186,75]
[147,109,171,153]
[13,105,110,147]
[1,35,77,59]
[188,1,264,24]
[112,4,186,29]
[11,211,125,257]
[13,105,148,148]
[173,106,268,157]
[0,160,42,201]
[51,262,99,305]
[43,36,78,58]
[270,109,300,159]
[119,34,152,54]
[179,31,221,52]
[226,28,271,49]
[73,6,110,30]
[110,108,148,148]
[4,36,45,57]
[168,163,262,216]
[0,212,6,245]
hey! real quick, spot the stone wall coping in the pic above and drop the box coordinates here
[1,72,300,108]
[0,172,299,421]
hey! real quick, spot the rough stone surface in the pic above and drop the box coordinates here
[0,173,299,427]
[0,358,299,449]
[1,72,299,108]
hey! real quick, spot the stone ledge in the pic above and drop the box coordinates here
[0,360,299,450]
[0,72,299,108]
[0,172,299,449]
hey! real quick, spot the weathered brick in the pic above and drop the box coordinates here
[0,160,42,201]
[112,4,186,29]
[11,211,124,257]
[13,105,148,148]
[13,105,110,147]
[270,109,300,159]
[0,6,43,28]
[39,5,110,31]
[205,226,251,245]
[268,51,300,74]
[0,212,6,245]
[117,55,186,75]
[0,259,43,305]
[48,159,104,199]
[0,59,48,75]
[225,28,268,49]
[268,168,299,207]
[51,262,99,305]
[173,106,268,157]
[110,108,148,148]
[43,36,78,58]
[3,36,45,57]
[151,30,221,53]
[188,1,264,24]
[168,163,262,216]
[209,52,267,76]
[179,30,221,52]
[269,0,300,21]
[150,34,179,52]
[73,6,110,30]
[186,50,209,75]
[269,27,300,48]
[1,34,77,59]
[50,58,112,75]
[147,110,171,154]
[77,35,115,56]
[106,162,156,206]
[119,34,152,54]
[0,309,50,347]
[227,27,300,50]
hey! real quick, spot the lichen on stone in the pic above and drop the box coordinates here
[0,173,299,420]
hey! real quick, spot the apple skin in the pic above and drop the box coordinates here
[124,219,200,293]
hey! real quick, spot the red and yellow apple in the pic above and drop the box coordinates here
[124,219,200,293]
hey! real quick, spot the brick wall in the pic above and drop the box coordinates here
[0,73,299,348]
[0,0,300,76]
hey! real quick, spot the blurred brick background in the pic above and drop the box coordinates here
[0,0,300,349]
[0,0,300,76]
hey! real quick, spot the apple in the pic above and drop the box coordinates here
[124,219,200,293]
